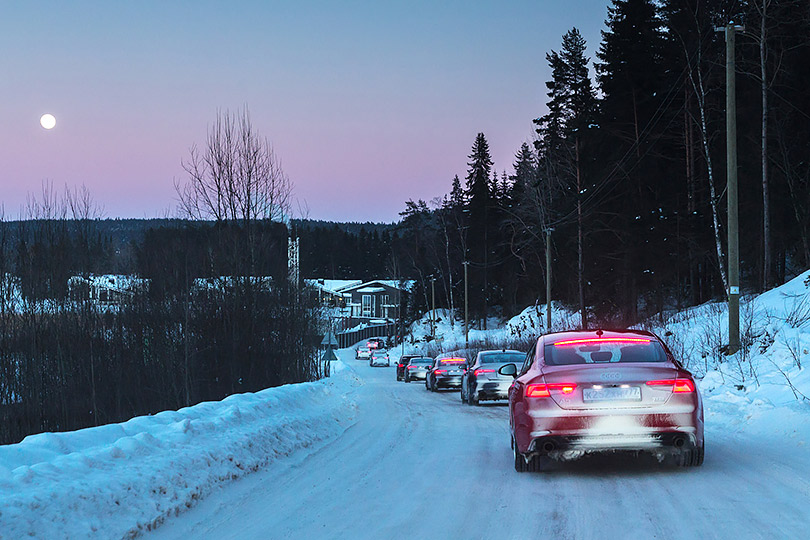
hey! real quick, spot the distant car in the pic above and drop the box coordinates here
[461,349,525,405]
[369,349,390,367]
[397,354,423,381]
[503,329,705,472]
[356,346,371,360]
[425,355,467,391]
[404,357,432,382]
[366,338,383,350]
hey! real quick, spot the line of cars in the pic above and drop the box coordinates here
[392,329,705,473]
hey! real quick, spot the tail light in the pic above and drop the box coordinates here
[434,369,446,375]
[646,379,695,393]
[398,364,403,368]
[474,369,495,376]
[526,383,577,398]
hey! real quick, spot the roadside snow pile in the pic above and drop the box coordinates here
[0,362,361,539]
[406,304,579,355]
[648,270,810,439]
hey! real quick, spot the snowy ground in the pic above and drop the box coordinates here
[2,274,810,539]
[143,347,810,540]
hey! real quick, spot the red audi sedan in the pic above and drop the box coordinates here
[503,329,704,472]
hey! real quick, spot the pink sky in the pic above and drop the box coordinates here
[0,1,608,222]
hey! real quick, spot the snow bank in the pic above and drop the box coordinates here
[0,363,361,539]
[405,303,579,356]
[645,270,810,444]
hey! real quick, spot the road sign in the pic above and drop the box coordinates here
[321,332,339,347]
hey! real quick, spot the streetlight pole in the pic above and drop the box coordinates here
[718,22,744,354]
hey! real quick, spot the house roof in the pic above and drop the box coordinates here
[304,279,363,295]
[339,279,416,294]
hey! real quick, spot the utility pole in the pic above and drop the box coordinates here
[545,228,553,333]
[718,22,744,354]
[430,276,436,339]
[463,261,469,349]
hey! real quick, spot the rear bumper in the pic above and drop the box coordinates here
[529,430,697,455]
[436,376,462,388]
[515,404,703,455]
[369,361,389,367]
[407,371,427,380]
[475,381,511,400]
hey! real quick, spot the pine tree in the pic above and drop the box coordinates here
[465,133,494,328]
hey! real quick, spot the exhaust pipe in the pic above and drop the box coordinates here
[541,440,556,453]
[673,436,686,448]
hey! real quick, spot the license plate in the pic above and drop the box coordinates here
[583,386,641,402]
[450,370,462,374]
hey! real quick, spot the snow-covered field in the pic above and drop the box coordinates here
[2,272,810,539]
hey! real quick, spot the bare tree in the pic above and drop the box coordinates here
[177,107,292,224]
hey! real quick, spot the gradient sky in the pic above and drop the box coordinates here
[1,0,610,223]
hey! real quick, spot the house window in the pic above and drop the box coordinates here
[362,294,373,317]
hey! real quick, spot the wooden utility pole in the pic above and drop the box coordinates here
[719,22,744,354]
[463,261,469,349]
[430,276,436,339]
[545,228,553,333]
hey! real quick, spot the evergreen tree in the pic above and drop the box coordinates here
[465,133,494,327]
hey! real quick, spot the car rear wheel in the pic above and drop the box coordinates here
[469,388,479,406]
[678,443,705,467]
[461,384,468,403]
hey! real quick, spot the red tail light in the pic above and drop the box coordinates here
[434,369,447,375]
[398,364,403,368]
[474,369,495,376]
[526,383,577,398]
[646,379,695,393]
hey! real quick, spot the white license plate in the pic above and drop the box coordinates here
[450,370,462,375]
[583,386,641,402]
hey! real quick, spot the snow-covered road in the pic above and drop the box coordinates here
[147,348,810,540]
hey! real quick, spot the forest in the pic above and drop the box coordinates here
[301,0,810,329]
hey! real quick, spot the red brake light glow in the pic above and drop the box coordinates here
[646,379,695,393]
[525,383,577,397]
[442,359,466,363]
[553,337,651,346]
[434,369,446,374]
[474,369,495,376]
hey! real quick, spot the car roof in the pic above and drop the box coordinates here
[541,329,659,346]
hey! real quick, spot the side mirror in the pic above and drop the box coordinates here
[499,363,518,378]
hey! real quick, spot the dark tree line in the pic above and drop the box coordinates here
[0,110,324,445]
[301,0,810,330]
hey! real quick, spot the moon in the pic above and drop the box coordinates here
[40,113,56,130]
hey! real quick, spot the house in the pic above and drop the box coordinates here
[304,279,362,310]
[68,274,149,305]
[340,280,411,320]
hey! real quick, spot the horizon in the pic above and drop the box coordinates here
[1,1,609,222]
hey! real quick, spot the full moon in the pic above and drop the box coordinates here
[40,113,56,130]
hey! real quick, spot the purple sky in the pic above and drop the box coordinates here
[1,1,610,223]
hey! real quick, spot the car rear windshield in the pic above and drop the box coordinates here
[544,340,668,365]
[411,359,431,365]
[480,352,524,364]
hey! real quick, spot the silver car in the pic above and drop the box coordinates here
[369,349,390,367]
[404,357,432,382]
[461,350,525,405]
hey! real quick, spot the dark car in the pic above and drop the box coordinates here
[397,355,425,381]
[461,349,525,405]
[404,357,432,382]
[425,355,468,391]
[503,329,705,472]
